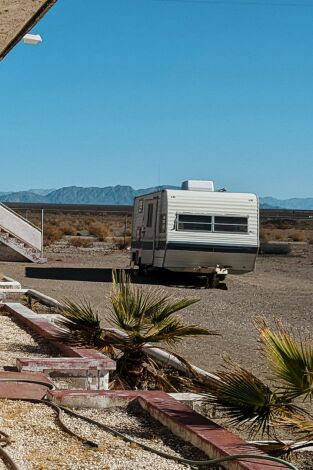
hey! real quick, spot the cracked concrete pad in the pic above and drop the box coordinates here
[0,0,57,60]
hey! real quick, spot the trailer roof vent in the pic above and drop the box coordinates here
[181,180,214,192]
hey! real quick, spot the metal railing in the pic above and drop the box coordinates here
[0,203,41,232]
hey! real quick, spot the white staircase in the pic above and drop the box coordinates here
[0,204,45,263]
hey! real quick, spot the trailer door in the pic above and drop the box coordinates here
[141,198,157,265]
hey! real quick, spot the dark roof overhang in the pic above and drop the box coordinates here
[0,0,57,61]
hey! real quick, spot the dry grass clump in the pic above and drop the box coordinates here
[288,229,305,242]
[260,228,286,242]
[259,228,269,243]
[59,223,77,236]
[69,237,94,248]
[89,222,111,241]
[44,226,63,245]
[272,230,284,241]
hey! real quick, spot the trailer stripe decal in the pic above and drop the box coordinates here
[132,241,258,254]
[166,243,258,253]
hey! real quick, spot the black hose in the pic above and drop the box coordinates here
[0,379,299,470]
[40,399,299,470]
[36,399,98,448]
[0,445,21,470]
[0,378,54,390]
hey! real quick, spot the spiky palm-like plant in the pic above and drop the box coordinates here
[207,360,296,437]
[57,299,105,348]
[258,320,313,400]
[207,321,313,449]
[58,270,218,389]
[108,270,218,385]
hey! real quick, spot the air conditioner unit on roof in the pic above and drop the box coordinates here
[181,180,214,192]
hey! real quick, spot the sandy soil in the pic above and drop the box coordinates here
[1,243,312,379]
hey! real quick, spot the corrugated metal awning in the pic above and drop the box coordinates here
[0,0,57,60]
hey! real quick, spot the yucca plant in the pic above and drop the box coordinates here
[207,321,313,449]
[58,270,218,390]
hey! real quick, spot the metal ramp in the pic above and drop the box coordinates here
[0,203,45,263]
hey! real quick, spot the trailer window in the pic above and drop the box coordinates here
[138,199,144,213]
[214,216,248,233]
[177,214,212,231]
[159,214,166,233]
[146,203,154,227]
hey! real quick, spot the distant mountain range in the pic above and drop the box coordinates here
[260,196,313,210]
[0,186,176,205]
[0,186,312,209]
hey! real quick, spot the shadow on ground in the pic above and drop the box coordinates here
[25,267,227,289]
[26,267,117,283]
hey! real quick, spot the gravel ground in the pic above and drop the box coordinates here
[1,243,312,380]
[0,311,54,370]
[0,401,212,470]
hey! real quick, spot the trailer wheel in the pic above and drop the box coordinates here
[138,264,148,276]
[205,273,219,289]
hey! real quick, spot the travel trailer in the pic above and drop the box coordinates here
[131,180,259,287]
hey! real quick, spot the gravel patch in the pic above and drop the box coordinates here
[0,311,54,370]
[0,400,215,470]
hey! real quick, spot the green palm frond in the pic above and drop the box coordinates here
[207,361,293,437]
[57,299,103,347]
[144,317,218,345]
[111,270,198,332]
[110,269,216,346]
[257,321,313,400]
[59,299,101,327]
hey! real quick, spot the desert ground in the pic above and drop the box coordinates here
[1,242,312,379]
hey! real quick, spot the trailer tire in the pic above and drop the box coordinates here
[138,264,148,276]
[206,273,219,289]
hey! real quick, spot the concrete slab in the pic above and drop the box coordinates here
[0,371,54,400]
[0,276,21,291]
[0,383,49,400]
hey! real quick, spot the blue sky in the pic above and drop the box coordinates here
[1,0,313,198]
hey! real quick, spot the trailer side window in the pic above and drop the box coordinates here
[177,214,212,231]
[214,216,248,233]
[159,214,166,233]
[146,203,154,227]
[138,199,144,213]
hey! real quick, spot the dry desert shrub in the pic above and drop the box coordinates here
[43,226,63,245]
[69,237,94,248]
[261,228,285,241]
[59,223,77,236]
[272,229,284,241]
[88,222,111,241]
[259,228,269,243]
[289,229,305,242]
[85,217,97,225]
